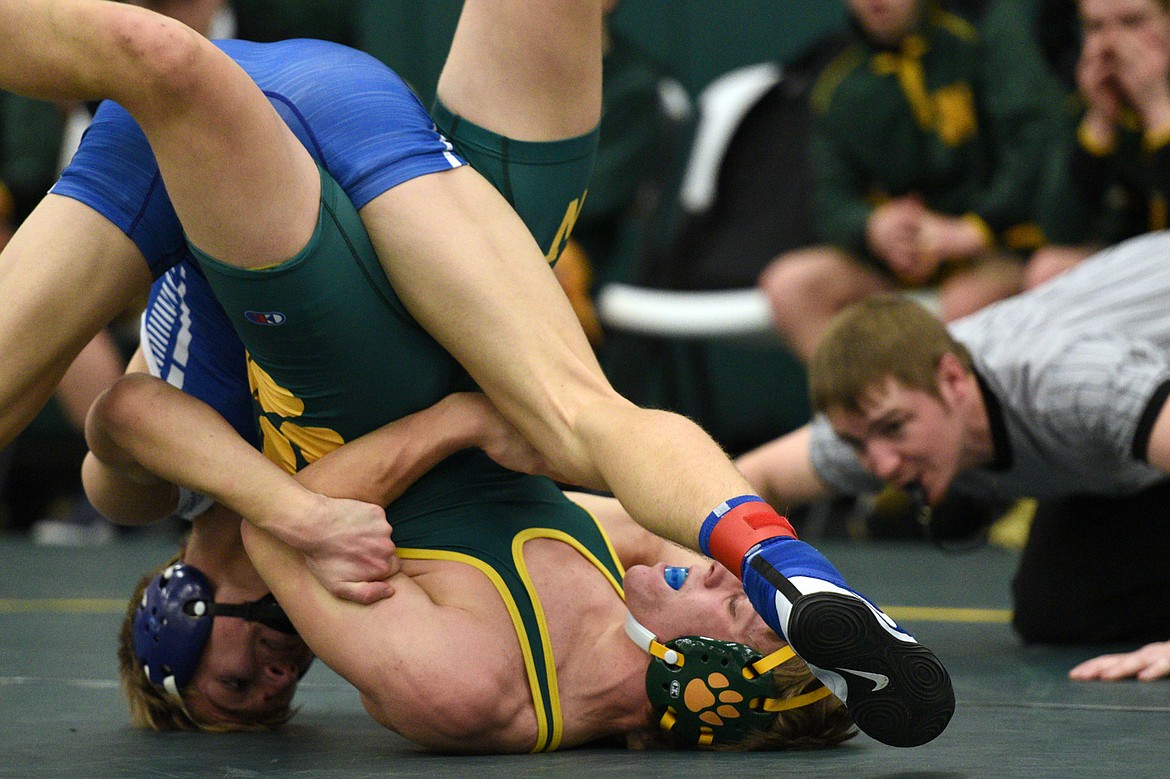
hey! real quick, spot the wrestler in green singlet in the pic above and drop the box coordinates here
[194,111,608,752]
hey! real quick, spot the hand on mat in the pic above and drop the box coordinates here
[295,494,399,604]
[1069,640,1170,682]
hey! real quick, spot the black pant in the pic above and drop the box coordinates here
[1012,479,1170,644]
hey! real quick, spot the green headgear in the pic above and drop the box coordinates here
[626,614,832,746]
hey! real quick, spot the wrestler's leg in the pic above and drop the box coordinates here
[0,195,151,449]
[361,0,667,512]
[0,1,397,602]
[361,18,954,751]
[0,0,319,269]
[431,1,601,262]
[437,0,602,142]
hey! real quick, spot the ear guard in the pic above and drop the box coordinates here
[627,614,832,746]
[133,563,215,698]
[132,562,301,699]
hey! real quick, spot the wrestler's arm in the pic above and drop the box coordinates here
[86,370,548,522]
[242,518,530,752]
[84,373,548,599]
[80,349,177,523]
[239,394,551,751]
[734,426,834,512]
[0,195,152,449]
[84,368,396,603]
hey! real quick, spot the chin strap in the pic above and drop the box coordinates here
[624,612,683,666]
[184,594,300,635]
[749,644,833,711]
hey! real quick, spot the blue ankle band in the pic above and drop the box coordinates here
[698,495,766,557]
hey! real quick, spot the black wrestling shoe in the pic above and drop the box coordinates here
[785,589,955,747]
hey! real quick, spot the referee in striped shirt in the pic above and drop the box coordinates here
[737,230,1170,676]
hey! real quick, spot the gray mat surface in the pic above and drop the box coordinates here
[2,536,1166,778]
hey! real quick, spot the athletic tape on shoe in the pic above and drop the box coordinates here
[701,497,796,578]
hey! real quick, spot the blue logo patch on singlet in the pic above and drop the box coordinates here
[244,311,287,326]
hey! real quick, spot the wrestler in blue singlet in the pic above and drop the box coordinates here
[54,38,609,752]
[56,38,594,445]
[54,39,466,442]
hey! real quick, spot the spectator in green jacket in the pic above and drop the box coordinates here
[758,0,1057,362]
[1032,0,1170,288]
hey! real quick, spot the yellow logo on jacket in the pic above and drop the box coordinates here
[933,83,976,146]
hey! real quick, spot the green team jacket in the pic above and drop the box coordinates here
[1038,102,1170,246]
[808,2,1057,259]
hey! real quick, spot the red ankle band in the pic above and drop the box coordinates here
[708,503,796,578]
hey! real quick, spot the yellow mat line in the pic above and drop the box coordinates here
[0,598,125,614]
[884,606,1012,623]
[0,598,1012,622]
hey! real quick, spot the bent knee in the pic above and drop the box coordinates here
[105,8,212,103]
[89,373,163,433]
[759,247,880,316]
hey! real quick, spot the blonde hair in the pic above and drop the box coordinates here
[721,653,855,751]
[809,295,972,414]
[117,550,296,732]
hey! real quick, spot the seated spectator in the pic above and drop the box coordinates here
[1032,0,1170,287]
[757,0,1056,362]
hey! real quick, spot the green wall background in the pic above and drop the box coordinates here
[356,0,848,106]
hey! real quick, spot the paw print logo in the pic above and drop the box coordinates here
[683,672,745,727]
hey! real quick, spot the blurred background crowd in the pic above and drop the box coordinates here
[0,0,1144,550]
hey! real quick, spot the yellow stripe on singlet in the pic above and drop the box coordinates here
[511,527,627,752]
[395,546,551,754]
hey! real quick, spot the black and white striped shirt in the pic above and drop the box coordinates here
[810,231,1170,500]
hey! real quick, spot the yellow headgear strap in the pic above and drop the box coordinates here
[748,645,834,712]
